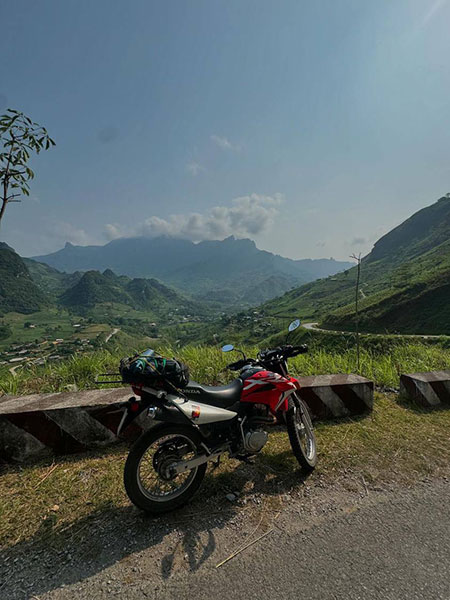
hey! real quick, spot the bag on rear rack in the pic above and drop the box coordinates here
[119,349,189,389]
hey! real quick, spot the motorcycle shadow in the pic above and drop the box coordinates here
[0,450,310,598]
[1,497,234,598]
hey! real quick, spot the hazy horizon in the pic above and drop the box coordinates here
[1,0,450,260]
[29,232,355,263]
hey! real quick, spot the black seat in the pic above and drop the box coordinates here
[184,379,243,409]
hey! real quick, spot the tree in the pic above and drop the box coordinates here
[0,109,55,227]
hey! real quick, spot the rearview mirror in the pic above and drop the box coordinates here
[222,344,234,352]
[288,319,301,332]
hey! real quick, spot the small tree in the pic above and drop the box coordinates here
[0,109,55,227]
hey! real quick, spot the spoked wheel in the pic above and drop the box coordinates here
[124,424,207,514]
[286,394,317,472]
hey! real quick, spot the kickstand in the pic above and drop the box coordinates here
[212,455,221,470]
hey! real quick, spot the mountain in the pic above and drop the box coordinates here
[259,196,450,335]
[0,237,200,322]
[23,258,83,298]
[32,236,353,305]
[60,270,132,307]
[239,274,297,305]
[0,244,48,314]
[60,269,196,313]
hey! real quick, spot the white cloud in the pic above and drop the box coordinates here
[105,193,283,243]
[210,134,240,152]
[186,161,205,176]
[104,223,123,241]
[51,221,93,246]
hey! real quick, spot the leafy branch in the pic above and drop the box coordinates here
[0,109,55,226]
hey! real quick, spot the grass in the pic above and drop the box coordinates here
[1,340,450,395]
[1,393,450,550]
[1,340,450,551]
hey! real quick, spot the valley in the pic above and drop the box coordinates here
[1,195,449,373]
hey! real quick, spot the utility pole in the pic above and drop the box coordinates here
[350,253,362,372]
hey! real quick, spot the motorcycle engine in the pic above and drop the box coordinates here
[244,429,268,453]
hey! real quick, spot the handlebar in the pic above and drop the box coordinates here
[259,344,308,361]
[226,344,308,371]
[226,358,256,371]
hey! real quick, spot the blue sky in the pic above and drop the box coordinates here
[1,0,450,259]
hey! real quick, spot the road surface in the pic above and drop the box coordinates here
[105,328,120,343]
[2,476,449,599]
[302,322,443,340]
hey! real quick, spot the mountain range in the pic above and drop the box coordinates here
[32,236,353,305]
[2,196,449,338]
[0,243,197,319]
[259,196,450,335]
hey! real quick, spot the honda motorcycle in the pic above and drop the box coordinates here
[118,319,317,514]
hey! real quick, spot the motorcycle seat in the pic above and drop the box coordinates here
[183,379,243,409]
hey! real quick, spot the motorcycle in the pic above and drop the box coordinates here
[119,319,317,514]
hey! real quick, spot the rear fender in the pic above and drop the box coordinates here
[117,397,151,436]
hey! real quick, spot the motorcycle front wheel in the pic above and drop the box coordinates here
[124,423,207,514]
[286,394,317,472]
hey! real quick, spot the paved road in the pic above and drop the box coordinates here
[302,322,443,340]
[159,479,450,600]
[2,477,449,599]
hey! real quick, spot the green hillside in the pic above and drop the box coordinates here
[23,258,82,298]
[60,270,132,307]
[59,269,197,314]
[259,196,450,335]
[125,277,185,309]
[0,245,48,314]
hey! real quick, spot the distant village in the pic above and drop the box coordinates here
[0,309,215,374]
[0,322,97,372]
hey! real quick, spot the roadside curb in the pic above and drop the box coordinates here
[400,371,450,407]
[297,373,374,419]
[0,388,142,463]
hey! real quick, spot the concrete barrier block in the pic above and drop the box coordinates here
[297,373,374,420]
[0,374,376,462]
[400,371,450,407]
[0,387,142,463]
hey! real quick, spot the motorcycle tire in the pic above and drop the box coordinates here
[124,423,207,514]
[286,394,317,472]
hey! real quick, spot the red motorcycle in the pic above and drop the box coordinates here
[120,319,317,514]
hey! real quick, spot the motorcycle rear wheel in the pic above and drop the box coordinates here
[124,423,207,514]
[286,395,317,472]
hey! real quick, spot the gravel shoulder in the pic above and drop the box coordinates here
[1,473,449,600]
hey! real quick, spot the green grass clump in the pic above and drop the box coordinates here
[1,393,450,549]
[1,340,450,395]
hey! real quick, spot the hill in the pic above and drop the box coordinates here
[60,270,132,307]
[23,258,82,298]
[0,244,48,314]
[259,196,450,335]
[32,235,352,305]
[60,269,197,314]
